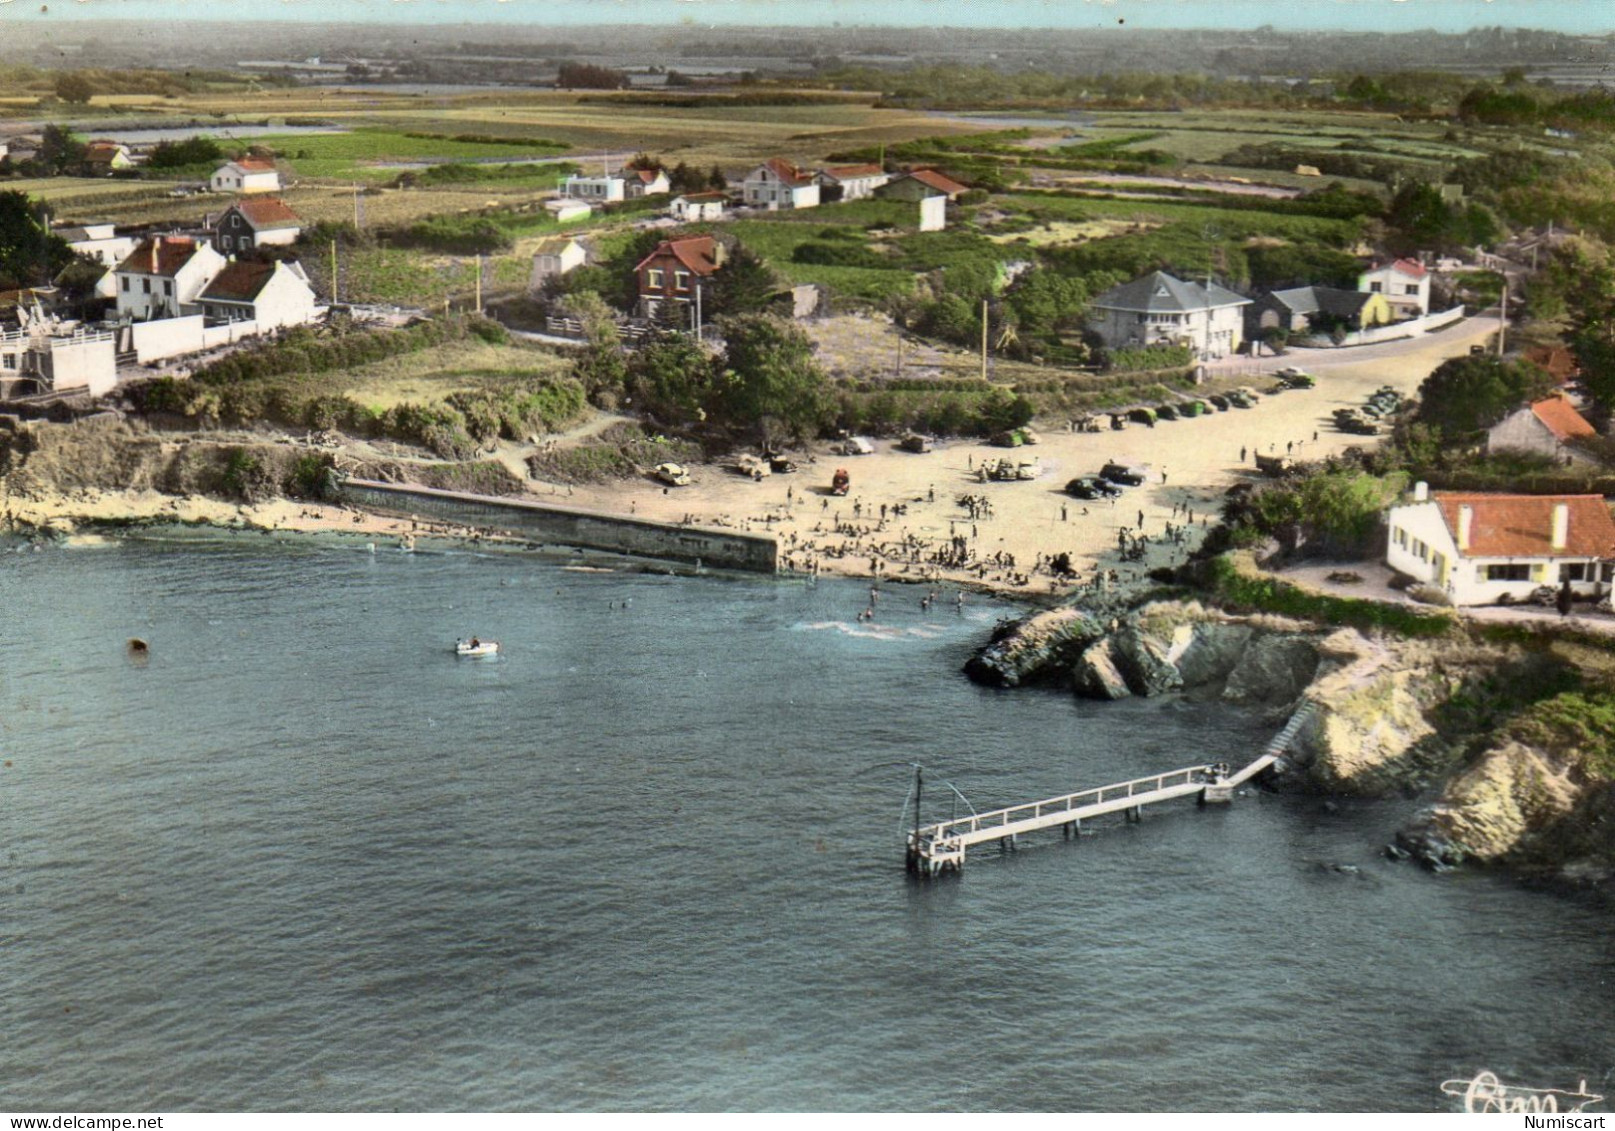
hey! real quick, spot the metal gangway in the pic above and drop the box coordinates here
[905,702,1316,876]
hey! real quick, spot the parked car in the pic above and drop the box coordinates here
[1065,476,1122,499]
[1100,461,1150,486]
[839,436,874,456]
[735,454,772,480]
[1155,403,1180,421]
[1181,400,1209,417]
[768,455,798,473]
[1128,406,1158,426]
[898,434,934,454]
[653,462,691,487]
[991,427,1039,447]
[1228,391,1256,409]
[1208,394,1232,411]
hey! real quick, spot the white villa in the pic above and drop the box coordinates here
[1087,271,1251,360]
[560,173,626,203]
[1386,484,1615,605]
[197,259,318,331]
[816,163,890,201]
[1359,258,1430,320]
[113,236,227,322]
[210,158,281,194]
[741,158,819,211]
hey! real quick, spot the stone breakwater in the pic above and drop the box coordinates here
[966,597,1615,887]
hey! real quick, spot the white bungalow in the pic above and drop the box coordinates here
[1359,258,1430,320]
[1386,484,1615,605]
[210,157,281,194]
[197,259,318,331]
[669,192,728,222]
[741,158,819,211]
[529,237,587,289]
[561,173,626,203]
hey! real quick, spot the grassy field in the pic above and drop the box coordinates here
[247,128,569,181]
[335,339,572,410]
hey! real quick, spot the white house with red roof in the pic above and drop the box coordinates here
[741,159,819,210]
[198,259,317,330]
[210,157,281,194]
[816,163,890,201]
[636,235,722,319]
[113,236,227,321]
[210,197,303,253]
[1359,258,1430,319]
[1487,393,1602,466]
[1387,483,1615,605]
[879,168,970,202]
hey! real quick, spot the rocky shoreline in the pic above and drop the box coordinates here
[966,594,1615,891]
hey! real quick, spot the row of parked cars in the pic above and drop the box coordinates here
[1334,385,1405,436]
[1066,461,1151,499]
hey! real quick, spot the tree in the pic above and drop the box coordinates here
[667,161,705,194]
[147,135,224,169]
[714,314,829,444]
[627,335,715,425]
[708,165,727,191]
[37,125,86,177]
[1545,238,1615,413]
[1386,182,1455,254]
[0,190,72,290]
[555,61,627,89]
[53,72,94,104]
[707,240,783,318]
[1413,354,1556,440]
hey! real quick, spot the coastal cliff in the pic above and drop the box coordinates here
[967,595,1615,888]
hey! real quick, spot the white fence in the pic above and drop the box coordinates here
[1295,306,1468,349]
[130,315,261,364]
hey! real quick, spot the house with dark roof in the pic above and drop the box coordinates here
[210,157,281,194]
[878,168,969,202]
[636,236,722,320]
[1387,482,1615,605]
[741,159,819,211]
[816,163,890,201]
[1487,393,1602,466]
[1359,258,1430,319]
[210,198,303,253]
[529,236,587,289]
[113,236,227,321]
[1250,286,1392,337]
[1088,271,1252,359]
[198,259,317,330]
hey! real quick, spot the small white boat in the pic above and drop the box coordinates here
[455,638,500,657]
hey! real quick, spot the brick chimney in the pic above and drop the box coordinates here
[1551,503,1569,551]
[1457,505,1472,552]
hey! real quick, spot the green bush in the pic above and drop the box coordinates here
[1205,554,1454,638]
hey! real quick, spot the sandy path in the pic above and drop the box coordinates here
[535,315,1498,597]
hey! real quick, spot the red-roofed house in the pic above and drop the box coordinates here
[623,167,671,198]
[1387,483,1615,604]
[1488,393,1602,466]
[816,163,890,201]
[741,159,819,211]
[636,236,723,320]
[83,141,133,174]
[210,197,303,253]
[198,259,317,330]
[113,236,227,321]
[210,157,281,194]
[1359,258,1430,319]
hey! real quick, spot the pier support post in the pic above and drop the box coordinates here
[1125,806,1142,824]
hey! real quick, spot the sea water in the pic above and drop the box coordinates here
[3,538,1611,1111]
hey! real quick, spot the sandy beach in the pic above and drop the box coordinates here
[6,315,1495,599]
[532,315,1499,596]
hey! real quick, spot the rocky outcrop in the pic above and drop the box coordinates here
[1072,640,1131,699]
[1222,635,1320,706]
[963,605,1106,687]
[1399,740,1583,867]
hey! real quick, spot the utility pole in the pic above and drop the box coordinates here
[693,281,703,342]
[329,239,338,304]
[474,255,482,315]
[981,299,989,382]
[1497,282,1508,357]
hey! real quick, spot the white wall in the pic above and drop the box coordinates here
[918,195,946,232]
[40,336,116,396]
[131,316,207,363]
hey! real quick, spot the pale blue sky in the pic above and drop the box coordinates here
[4,0,1612,33]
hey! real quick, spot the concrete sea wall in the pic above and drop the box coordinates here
[335,477,778,573]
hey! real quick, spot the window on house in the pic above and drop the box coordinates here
[121,277,129,292]
[1370,282,1383,292]
[222,235,232,250]
[646,269,664,288]
[1404,284,1420,295]
[142,279,150,294]
[1602,564,1615,583]
[1560,562,1587,582]
[2,353,15,370]
[163,280,172,296]
[674,271,690,292]
[1486,564,1531,582]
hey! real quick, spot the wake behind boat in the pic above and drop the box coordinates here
[455,637,500,657]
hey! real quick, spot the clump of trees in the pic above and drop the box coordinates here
[0,190,72,289]
[1412,354,1555,441]
[556,62,627,89]
[146,136,224,169]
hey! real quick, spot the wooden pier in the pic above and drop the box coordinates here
[905,703,1315,876]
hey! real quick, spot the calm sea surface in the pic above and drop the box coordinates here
[3,538,1612,1112]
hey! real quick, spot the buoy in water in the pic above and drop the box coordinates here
[128,638,148,653]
